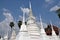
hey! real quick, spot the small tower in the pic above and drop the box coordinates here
[10,27,16,40]
[50,21,59,40]
[29,1,32,16]
[28,1,35,20]
[15,7,30,40]
[27,1,40,40]
[3,32,8,40]
[40,16,45,33]
[40,16,47,40]
[20,7,27,31]
[0,36,3,40]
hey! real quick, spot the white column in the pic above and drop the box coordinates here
[40,16,47,40]
[50,21,58,40]
[15,7,30,40]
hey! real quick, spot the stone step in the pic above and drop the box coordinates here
[28,29,39,31]
[29,33,40,36]
[30,36,40,39]
[28,28,39,30]
[28,30,39,33]
[30,34,40,36]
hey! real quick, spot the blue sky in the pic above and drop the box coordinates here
[0,0,60,26]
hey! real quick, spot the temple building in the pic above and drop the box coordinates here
[0,1,60,40]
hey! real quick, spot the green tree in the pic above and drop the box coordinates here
[18,21,22,29]
[25,22,27,25]
[0,35,1,39]
[56,9,60,18]
[9,22,14,28]
[9,22,15,36]
[18,21,27,29]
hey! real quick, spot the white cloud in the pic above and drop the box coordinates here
[3,8,9,12]
[50,5,60,11]
[0,8,25,37]
[3,12,13,22]
[19,15,23,19]
[58,1,60,6]
[45,0,51,2]
[0,8,14,36]
[0,8,19,37]
[2,8,14,22]
[18,15,23,21]
[20,7,29,14]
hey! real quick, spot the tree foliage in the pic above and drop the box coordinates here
[0,35,1,39]
[25,22,27,25]
[18,21,27,29]
[56,9,60,18]
[18,21,22,29]
[9,22,14,28]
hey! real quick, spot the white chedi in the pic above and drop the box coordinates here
[15,6,30,40]
[50,21,59,40]
[0,37,3,40]
[10,27,16,40]
[27,2,40,40]
[3,32,8,40]
[15,23,30,40]
[39,16,47,40]
[2,1,60,40]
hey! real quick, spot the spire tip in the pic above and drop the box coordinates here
[29,1,31,9]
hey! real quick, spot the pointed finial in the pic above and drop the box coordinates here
[50,20,52,26]
[29,1,31,9]
[40,16,42,22]
[40,15,46,34]
[50,21,56,35]
[23,11,25,24]
[20,7,25,24]
[50,20,54,29]
[50,20,53,29]
[40,15,43,28]
[40,15,43,24]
